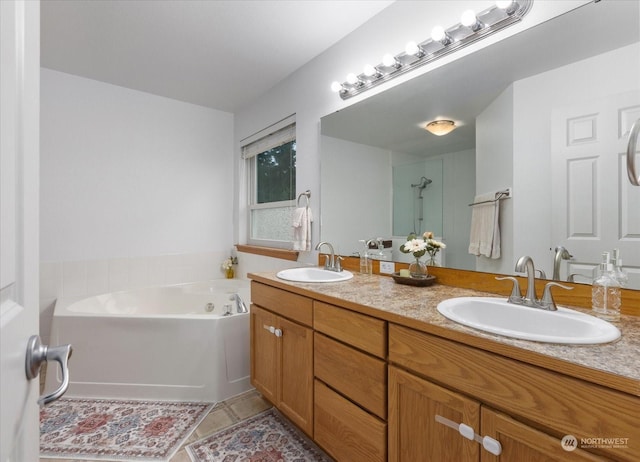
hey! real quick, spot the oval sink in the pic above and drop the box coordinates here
[276,267,354,283]
[437,297,621,344]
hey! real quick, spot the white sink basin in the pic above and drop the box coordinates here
[437,297,621,344]
[276,267,354,283]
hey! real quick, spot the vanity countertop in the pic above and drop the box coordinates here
[248,271,640,397]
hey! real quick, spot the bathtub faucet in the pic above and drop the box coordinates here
[234,294,248,314]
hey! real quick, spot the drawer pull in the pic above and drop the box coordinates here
[263,324,276,334]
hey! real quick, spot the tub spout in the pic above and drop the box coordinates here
[234,294,248,314]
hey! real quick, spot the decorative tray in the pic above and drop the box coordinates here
[391,273,437,287]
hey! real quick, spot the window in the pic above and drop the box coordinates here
[243,117,296,248]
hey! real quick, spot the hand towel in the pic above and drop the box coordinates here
[468,192,501,259]
[292,207,313,251]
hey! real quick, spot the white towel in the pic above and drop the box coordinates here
[468,192,501,259]
[292,207,313,251]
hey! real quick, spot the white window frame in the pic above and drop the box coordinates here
[242,115,296,249]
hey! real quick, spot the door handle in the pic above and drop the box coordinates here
[25,335,72,406]
[627,118,640,186]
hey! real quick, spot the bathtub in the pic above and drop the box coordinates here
[44,279,252,402]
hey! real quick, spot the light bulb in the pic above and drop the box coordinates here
[461,10,477,27]
[382,53,397,67]
[405,41,420,56]
[363,64,377,77]
[346,73,359,85]
[496,0,513,8]
[431,26,446,42]
[330,81,343,92]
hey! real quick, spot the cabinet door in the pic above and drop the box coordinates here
[389,366,481,462]
[279,316,314,436]
[481,407,609,462]
[250,305,278,404]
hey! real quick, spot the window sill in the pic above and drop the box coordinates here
[236,244,299,262]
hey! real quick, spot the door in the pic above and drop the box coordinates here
[551,91,640,285]
[278,316,313,435]
[388,366,480,462]
[250,305,278,404]
[0,1,40,461]
[481,407,606,461]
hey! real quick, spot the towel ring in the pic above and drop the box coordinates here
[297,190,311,207]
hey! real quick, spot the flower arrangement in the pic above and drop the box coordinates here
[221,257,237,271]
[221,256,238,279]
[400,232,446,259]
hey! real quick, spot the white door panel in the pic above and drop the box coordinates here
[1,1,40,461]
[551,91,640,284]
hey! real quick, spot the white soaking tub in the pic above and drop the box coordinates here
[44,279,252,402]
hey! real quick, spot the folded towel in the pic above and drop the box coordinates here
[292,207,313,251]
[468,192,501,259]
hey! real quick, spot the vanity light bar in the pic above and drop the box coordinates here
[333,0,533,100]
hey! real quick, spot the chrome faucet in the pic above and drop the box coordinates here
[497,255,572,311]
[552,246,573,280]
[234,293,248,314]
[315,241,343,272]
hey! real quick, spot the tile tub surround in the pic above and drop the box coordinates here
[39,251,231,344]
[249,272,640,396]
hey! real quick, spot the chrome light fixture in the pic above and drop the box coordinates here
[425,120,456,136]
[332,0,532,100]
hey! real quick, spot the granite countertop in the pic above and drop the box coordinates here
[249,271,640,395]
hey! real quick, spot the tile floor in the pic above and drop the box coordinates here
[39,389,273,462]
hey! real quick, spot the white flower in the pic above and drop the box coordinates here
[404,238,427,253]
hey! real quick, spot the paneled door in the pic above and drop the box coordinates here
[0,1,41,461]
[551,91,640,286]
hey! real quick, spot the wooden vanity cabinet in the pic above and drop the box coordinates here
[250,282,314,435]
[389,324,637,461]
[313,300,388,461]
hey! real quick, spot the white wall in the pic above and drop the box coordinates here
[320,136,391,256]
[40,69,235,342]
[234,0,589,272]
[475,85,514,275]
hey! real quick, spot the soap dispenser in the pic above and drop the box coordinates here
[359,240,372,274]
[611,248,629,288]
[591,252,621,321]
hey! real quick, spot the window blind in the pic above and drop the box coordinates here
[241,115,296,160]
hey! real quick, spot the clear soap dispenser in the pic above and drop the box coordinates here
[359,240,372,274]
[591,252,621,321]
[612,248,629,288]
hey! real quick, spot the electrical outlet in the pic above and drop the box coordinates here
[379,261,395,274]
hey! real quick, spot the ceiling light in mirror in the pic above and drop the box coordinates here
[425,120,456,136]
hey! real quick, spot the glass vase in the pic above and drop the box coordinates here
[408,257,428,279]
[225,267,235,279]
[426,253,440,266]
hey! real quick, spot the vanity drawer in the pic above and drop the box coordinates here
[251,281,313,327]
[314,332,387,419]
[314,379,386,462]
[389,324,640,462]
[313,300,386,358]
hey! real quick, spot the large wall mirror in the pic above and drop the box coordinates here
[320,1,640,289]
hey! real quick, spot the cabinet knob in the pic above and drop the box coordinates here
[274,329,283,337]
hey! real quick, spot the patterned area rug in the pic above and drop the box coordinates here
[40,398,214,461]
[186,408,332,462]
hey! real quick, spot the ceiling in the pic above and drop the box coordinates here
[41,0,394,113]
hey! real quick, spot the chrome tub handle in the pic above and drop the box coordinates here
[25,335,73,406]
[627,118,640,186]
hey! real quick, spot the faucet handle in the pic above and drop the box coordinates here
[322,254,331,270]
[496,276,522,303]
[335,255,344,272]
[540,282,573,310]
